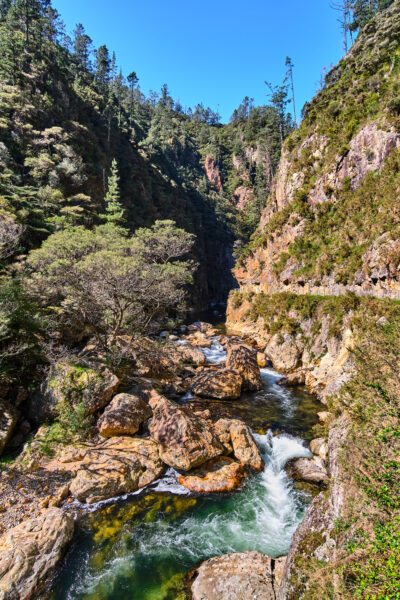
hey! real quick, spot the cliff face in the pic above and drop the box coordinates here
[232,1,400,303]
[226,3,400,598]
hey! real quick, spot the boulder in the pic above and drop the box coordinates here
[257,352,267,367]
[277,372,305,387]
[0,400,19,457]
[98,393,152,438]
[191,551,275,600]
[226,343,262,391]
[70,437,164,503]
[178,457,245,493]
[214,419,264,471]
[0,508,74,600]
[28,361,120,422]
[148,394,224,470]
[286,456,329,486]
[191,369,242,400]
[310,438,329,461]
[176,343,206,365]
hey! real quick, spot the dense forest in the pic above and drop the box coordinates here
[0,0,298,392]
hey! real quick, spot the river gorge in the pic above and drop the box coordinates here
[46,334,323,600]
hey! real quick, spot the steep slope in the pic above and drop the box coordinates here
[227,3,400,598]
[232,1,400,302]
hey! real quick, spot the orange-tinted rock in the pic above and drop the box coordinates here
[98,393,152,438]
[179,457,245,493]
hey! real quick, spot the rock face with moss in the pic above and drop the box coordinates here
[28,360,120,423]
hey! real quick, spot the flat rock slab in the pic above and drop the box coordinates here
[70,437,164,503]
[0,508,74,600]
[179,457,245,493]
[98,393,152,437]
[191,551,275,600]
[191,368,243,400]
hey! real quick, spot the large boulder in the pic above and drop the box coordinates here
[226,343,262,391]
[191,369,242,400]
[0,508,74,600]
[191,551,275,600]
[214,419,264,471]
[0,400,19,457]
[70,437,164,503]
[98,393,152,438]
[179,457,245,493]
[286,456,329,486]
[148,393,224,470]
[176,343,206,365]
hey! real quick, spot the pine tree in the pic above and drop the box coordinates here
[101,159,126,227]
[95,44,111,87]
[73,23,92,71]
[285,57,297,128]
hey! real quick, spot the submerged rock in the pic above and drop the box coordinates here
[148,394,224,470]
[286,456,329,486]
[226,343,262,391]
[98,393,152,438]
[191,369,243,400]
[70,437,164,503]
[191,551,275,600]
[214,418,264,471]
[0,508,74,600]
[179,457,245,493]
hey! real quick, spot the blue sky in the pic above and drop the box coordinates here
[52,0,344,123]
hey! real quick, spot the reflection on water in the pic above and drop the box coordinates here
[51,336,322,600]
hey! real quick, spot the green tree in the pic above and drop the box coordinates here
[26,221,196,347]
[101,159,126,227]
[73,23,92,71]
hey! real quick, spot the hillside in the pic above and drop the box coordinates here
[227,2,400,598]
[235,1,400,300]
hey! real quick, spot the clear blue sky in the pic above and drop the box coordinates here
[52,0,344,123]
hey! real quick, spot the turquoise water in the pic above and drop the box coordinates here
[50,339,322,600]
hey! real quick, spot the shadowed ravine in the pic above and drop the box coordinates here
[50,338,322,600]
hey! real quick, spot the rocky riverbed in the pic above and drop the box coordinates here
[0,324,327,600]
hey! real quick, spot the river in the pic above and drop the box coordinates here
[50,336,322,600]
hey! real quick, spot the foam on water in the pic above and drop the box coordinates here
[202,337,226,364]
[58,432,312,600]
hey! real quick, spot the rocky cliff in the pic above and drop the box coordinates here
[227,3,400,598]
[233,1,400,302]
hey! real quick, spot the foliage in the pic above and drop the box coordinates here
[25,220,195,348]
